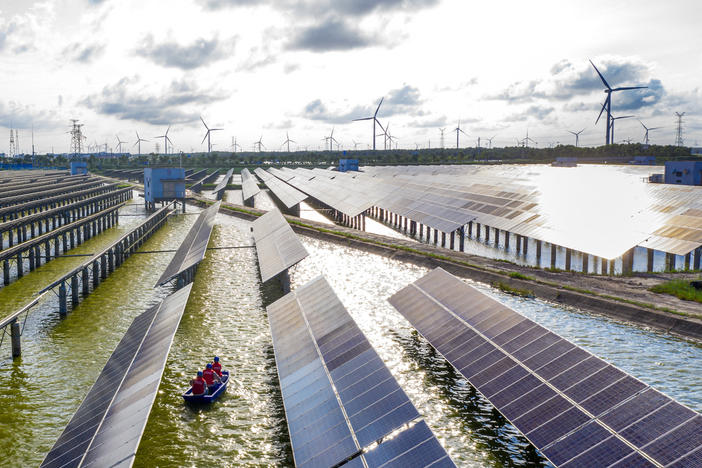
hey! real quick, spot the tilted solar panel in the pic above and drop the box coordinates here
[40,284,193,468]
[251,208,309,283]
[212,168,234,193]
[155,202,220,286]
[388,267,701,467]
[267,276,454,467]
[241,168,260,201]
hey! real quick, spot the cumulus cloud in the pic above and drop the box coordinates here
[288,19,372,52]
[504,105,555,122]
[200,0,440,17]
[80,76,226,125]
[135,35,234,70]
[63,42,105,63]
[488,57,665,112]
[0,100,61,129]
[302,85,425,123]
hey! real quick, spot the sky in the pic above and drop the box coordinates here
[1,0,702,154]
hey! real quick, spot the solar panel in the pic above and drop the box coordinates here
[241,168,260,201]
[212,168,234,194]
[251,208,309,282]
[40,284,193,468]
[388,267,702,467]
[155,202,220,286]
[253,168,308,208]
[267,276,454,468]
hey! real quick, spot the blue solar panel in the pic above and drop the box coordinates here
[363,421,456,468]
[640,415,702,466]
[388,267,702,468]
[268,276,453,467]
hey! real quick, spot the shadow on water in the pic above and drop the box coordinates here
[396,330,549,468]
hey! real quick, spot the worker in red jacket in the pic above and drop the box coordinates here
[202,363,222,391]
[190,371,207,396]
[211,356,223,376]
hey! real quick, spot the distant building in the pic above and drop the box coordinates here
[690,147,702,155]
[552,157,577,167]
[664,161,702,186]
[144,168,186,211]
[339,159,359,172]
[631,156,656,165]
[70,161,88,175]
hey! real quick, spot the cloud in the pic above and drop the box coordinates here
[135,35,234,70]
[504,105,555,122]
[0,100,61,130]
[288,18,372,52]
[63,42,105,63]
[488,57,665,112]
[302,85,425,123]
[201,0,440,17]
[80,76,226,125]
[408,115,448,128]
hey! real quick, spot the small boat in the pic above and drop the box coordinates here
[183,371,229,404]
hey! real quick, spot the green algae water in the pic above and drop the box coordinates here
[1,194,702,467]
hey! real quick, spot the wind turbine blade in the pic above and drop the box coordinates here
[612,86,648,92]
[200,116,208,130]
[201,133,209,145]
[374,97,384,117]
[589,59,611,89]
[649,127,662,131]
[166,125,171,136]
[352,117,373,121]
[375,119,386,133]
[568,131,576,136]
[212,128,223,131]
[595,99,607,124]
[460,129,468,136]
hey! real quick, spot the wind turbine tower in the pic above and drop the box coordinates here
[282,132,295,152]
[200,117,223,153]
[639,121,660,145]
[134,131,148,155]
[352,97,384,150]
[155,125,172,155]
[439,128,445,148]
[454,121,467,148]
[591,59,648,145]
[568,129,585,147]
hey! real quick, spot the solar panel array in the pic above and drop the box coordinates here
[253,168,308,208]
[251,208,309,282]
[40,284,193,468]
[270,165,702,259]
[388,267,702,467]
[155,201,220,286]
[267,275,454,468]
[240,168,260,201]
[212,168,234,194]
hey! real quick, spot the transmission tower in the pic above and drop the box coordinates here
[69,119,85,156]
[675,112,685,146]
[9,126,16,157]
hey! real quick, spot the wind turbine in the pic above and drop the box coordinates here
[454,121,468,148]
[568,129,585,147]
[255,135,265,152]
[325,127,338,151]
[639,121,661,145]
[591,59,648,145]
[610,115,634,144]
[486,135,496,149]
[200,117,222,153]
[115,135,126,154]
[133,131,148,155]
[282,132,295,152]
[522,129,536,148]
[352,140,360,150]
[155,126,172,155]
[352,97,384,150]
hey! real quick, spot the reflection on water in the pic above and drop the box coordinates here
[2,201,701,467]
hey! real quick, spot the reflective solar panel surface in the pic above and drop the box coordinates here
[253,167,308,208]
[388,267,701,467]
[40,284,193,468]
[241,168,261,201]
[267,276,454,468]
[273,164,702,258]
[212,168,234,193]
[155,201,220,286]
[251,208,309,282]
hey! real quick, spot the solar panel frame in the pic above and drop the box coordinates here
[251,208,309,283]
[388,267,702,468]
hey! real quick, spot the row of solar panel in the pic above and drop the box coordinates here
[241,168,261,201]
[253,168,308,208]
[268,276,454,468]
[41,284,194,468]
[389,267,702,467]
[212,168,234,193]
[251,209,309,283]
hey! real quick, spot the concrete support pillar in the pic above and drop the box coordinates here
[3,260,9,285]
[108,251,114,273]
[434,229,438,245]
[11,320,21,358]
[468,222,472,237]
[54,237,60,257]
[71,275,79,307]
[29,249,35,272]
[59,281,67,317]
[476,223,481,239]
[34,246,41,268]
[82,268,89,295]
[494,228,500,246]
[516,235,522,254]
[450,231,455,250]
[646,249,655,273]
[601,257,607,275]
[441,232,446,248]
[505,231,510,250]
[582,253,589,274]
[101,255,107,280]
[523,237,529,255]
[17,253,23,278]
[550,244,557,269]
[665,253,675,271]
[535,240,542,267]
[684,253,691,270]
[565,249,572,271]
[92,261,99,288]
[459,226,465,252]
[485,225,490,243]
[694,247,702,271]
[279,269,291,295]
[622,248,635,275]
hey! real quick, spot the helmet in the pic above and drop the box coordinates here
[214,356,219,362]
[206,363,213,368]
[197,370,203,376]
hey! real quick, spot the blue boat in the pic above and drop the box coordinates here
[183,371,229,404]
